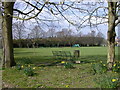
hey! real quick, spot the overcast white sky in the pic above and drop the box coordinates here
[13,0,119,39]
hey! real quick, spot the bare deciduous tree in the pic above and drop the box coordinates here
[0,0,120,69]
[2,2,16,67]
[12,21,26,39]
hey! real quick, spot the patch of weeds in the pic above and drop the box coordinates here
[23,67,35,76]
[40,64,46,67]
[112,61,120,73]
[92,61,107,74]
[65,85,69,88]
[0,67,5,70]
[33,83,52,88]
[15,64,22,70]
[34,83,43,88]
[15,64,37,76]
[16,57,33,65]
[95,74,120,88]
[64,62,75,69]
[61,61,75,69]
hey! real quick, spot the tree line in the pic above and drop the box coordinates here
[12,24,106,48]
[13,36,106,48]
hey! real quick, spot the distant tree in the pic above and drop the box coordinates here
[26,34,32,48]
[77,31,83,37]
[12,21,26,39]
[56,31,64,38]
[90,30,96,37]
[61,28,73,37]
[47,28,56,37]
[29,25,42,39]
[96,31,104,38]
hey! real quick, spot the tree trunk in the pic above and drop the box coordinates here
[2,2,16,68]
[107,2,117,70]
[27,43,29,48]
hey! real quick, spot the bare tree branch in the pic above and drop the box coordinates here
[115,19,120,26]
[53,4,75,25]
[12,2,45,20]
[13,8,35,15]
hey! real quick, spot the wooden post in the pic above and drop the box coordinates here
[74,50,80,59]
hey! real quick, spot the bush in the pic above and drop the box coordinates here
[64,62,74,69]
[23,67,34,76]
[92,61,120,74]
[112,61,120,73]
[17,57,32,65]
[92,62,107,74]
[95,74,120,88]
[16,64,22,70]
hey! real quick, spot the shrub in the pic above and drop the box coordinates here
[17,57,32,65]
[112,61,120,73]
[0,67,5,70]
[23,67,34,76]
[95,74,120,88]
[64,62,74,69]
[92,62,107,74]
[16,64,22,70]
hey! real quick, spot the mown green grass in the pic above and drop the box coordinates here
[2,47,120,88]
[14,47,119,64]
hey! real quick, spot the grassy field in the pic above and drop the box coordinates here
[14,47,119,64]
[2,47,120,88]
